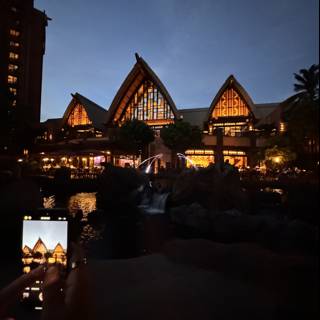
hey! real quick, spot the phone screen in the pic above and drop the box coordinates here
[21,213,68,310]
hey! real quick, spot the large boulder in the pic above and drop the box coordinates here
[170,165,246,211]
[96,166,147,214]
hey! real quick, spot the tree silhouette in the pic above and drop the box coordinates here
[160,120,202,168]
[118,119,154,162]
[282,64,319,168]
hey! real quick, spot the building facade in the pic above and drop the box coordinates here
[39,54,286,171]
[0,0,48,127]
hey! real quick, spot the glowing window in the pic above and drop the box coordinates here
[279,122,286,132]
[67,104,92,127]
[9,87,17,95]
[9,52,19,60]
[212,122,247,137]
[120,80,175,125]
[8,64,18,71]
[212,88,250,118]
[10,29,20,37]
[8,75,18,84]
[9,41,20,47]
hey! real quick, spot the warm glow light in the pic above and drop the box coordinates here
[279,122,286,132]
[273,156,282,163]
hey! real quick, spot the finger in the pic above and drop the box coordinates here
[0,265,46,315]
[41,266,66,320]
[65,244,92,319]
[70,242,86,262]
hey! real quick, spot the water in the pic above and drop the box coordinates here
[138,192,170,215]
[42,192,102,246]
[177,153,199,170]
[43,192,97,219]
[138,153,163,173]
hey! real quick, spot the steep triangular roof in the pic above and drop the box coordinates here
[33,237,48,253]
[22,245,32,254]
[53,242,65,253]
[207,75,257,121]
[62,93,107,130]
[106,53,180,125]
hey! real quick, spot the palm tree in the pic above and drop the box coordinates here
[283,64,319,168]
[293,64,319,101]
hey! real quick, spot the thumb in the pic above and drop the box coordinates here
[41,266,66,320]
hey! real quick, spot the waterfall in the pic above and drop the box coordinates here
[138,191,170,215]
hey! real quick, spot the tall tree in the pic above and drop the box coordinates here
[283,64,319,168]
[160,120,202,168]
[118,119,154,163]
[293,64,319,101]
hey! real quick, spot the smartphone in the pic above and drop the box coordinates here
[21,210,69,310]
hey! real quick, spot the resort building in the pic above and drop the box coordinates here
[0,0,49,126]
[22,237,67,273]
[39,54,285,171]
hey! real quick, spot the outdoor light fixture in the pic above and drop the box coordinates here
[17,158,23,162]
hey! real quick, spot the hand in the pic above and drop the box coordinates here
[0,265,46,318]
[0,244,93,320]
[41,243,93,320]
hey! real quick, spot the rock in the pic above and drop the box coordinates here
[169,203,211,234]
[170,165,246,211]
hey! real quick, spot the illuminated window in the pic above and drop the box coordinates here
[9,87,17,95]
[9,52,19,60]
[8,75,18,84]
[10,29,20,37]
[279,122,286,132]
[9,41,20,47]
[212,88,250,118]
[212,122,247,137]
[120,80,175,125]
[8,64,18,71]
[67,104,92,127]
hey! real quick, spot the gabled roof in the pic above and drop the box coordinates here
[33,237,47,253]
[106,53,180,125]
[62,92,107,130]
[179,107,208,127]
[207,75,257,121]
[41,118,63,130]
[53,242,65,253]
[22,245,32,254]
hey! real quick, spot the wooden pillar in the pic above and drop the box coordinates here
[215,127,224,170]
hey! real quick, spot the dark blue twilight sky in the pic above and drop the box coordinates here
[36,0,319,121]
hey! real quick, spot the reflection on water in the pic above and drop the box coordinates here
[81,224,104,245]
[41,192,100,245]
[68,192,97,219]
[263,187,284,195]
[43,195,55,209]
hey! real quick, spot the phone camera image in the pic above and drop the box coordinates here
[21,215,68,309]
